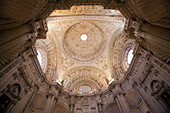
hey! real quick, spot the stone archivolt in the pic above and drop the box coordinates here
[35,33,57,82]
[61,66,110,93]
[107,28,136,81]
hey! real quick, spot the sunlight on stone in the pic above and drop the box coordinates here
[127,49,133,64]
[37,50,42,66]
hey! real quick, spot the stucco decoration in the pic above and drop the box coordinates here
[36,5,125,92]
[35,33,57,82]
[108,29,136,81]
[112,35,135,80]
[36,46,47,72]
[63,22,105,62]
[51,5,122,16]
[61,66,109,93]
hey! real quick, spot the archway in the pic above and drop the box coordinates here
[104,102,120,113]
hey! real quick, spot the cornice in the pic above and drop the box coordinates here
[47,16,124,23]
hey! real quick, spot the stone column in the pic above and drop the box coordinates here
[136,87,169,113]
[69,104,75,113]
[98,103,103,113]
[69,95,75,113]
[50,97,57,113]
[42,94,55,113]
[115,96,123,113]
[116,94,131,113]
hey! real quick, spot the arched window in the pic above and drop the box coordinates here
[36,47,47,72]
[124,47,134,70]
[127,49,134,64]
[37,49,43,66]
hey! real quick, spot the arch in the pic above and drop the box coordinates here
[47,29,62,80]
[72,79,99,94]
[107,28,125,80]
[30,92,46,111]
[150,80,161,93]
[104,101,120,113]
[8,82,24,98]
[10,83,21,97]
[35,32,57,82]
[61,66,108,80]
[122,40,135,70]
[53,102,69,113]
[61,66,110,93]
[36,46,47,72]
[124,89,149,113]
[108,27,136,81]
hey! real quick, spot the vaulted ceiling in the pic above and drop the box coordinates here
[0,0,169,94]
[35,5,136,94]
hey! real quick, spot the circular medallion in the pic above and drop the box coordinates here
[79,85,92,93]
[63,22,105,62]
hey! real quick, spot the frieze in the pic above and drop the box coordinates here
[48,16,124,23]
[151,56,170,75]
[0,57,22,80]
[138,62,153,84]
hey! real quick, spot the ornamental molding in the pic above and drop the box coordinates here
[47,16,124,23]
[63,22,106,62]
[61,66,110,93]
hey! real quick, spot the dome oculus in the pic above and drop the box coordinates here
[81,34,87,41]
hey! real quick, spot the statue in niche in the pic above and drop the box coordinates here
[151,80,161,92]
[10,83,21,97]
[82,105,89,113]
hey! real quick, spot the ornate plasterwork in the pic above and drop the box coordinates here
[95,54,108,70]
[112,36,135,80]
[78,85,92,93]
[48,16,124,23]
[36,5,126,93]
[51,5,122,16]
[35,33,57,82]
[63,22,105,62]
[108,28,136,81]
[61,66,109,93]
[47,18,124,85]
